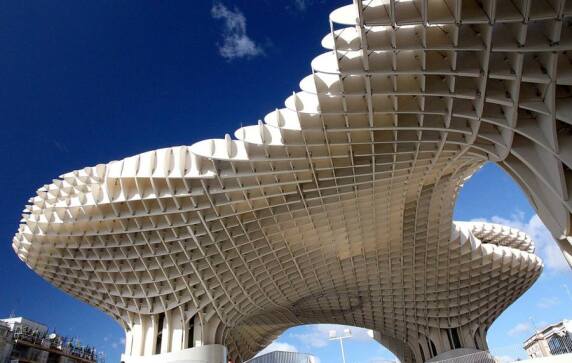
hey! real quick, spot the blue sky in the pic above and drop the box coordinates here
[0,1,570,362]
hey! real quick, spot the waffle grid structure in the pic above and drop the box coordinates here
[12,0,572,362]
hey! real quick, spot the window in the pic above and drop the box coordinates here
[155,313,165,354]
[187,316,195,349]
[445,328,462,349]
[419,343,426,362]
[548,332,572,355]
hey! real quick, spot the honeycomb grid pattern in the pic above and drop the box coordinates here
[11,0,572,362]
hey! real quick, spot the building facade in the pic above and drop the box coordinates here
[245,351,317,363]
[524,320,572,358]
[12,0,572,362]
[0,322,13,363]
[0,317,101,363]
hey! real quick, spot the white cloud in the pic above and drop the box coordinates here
[471,213,569,272]
[291,324,374,349]
[563,284,572,302]
[293,0,309,11]
[507,322,531,336]
[495,355,517,363]
[537,296,560,309]
[211,3,263,60]
[107,336,124,350]
[255,341,298,357]
[289,0,323,12]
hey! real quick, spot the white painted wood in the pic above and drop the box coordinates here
[13,0,572,361]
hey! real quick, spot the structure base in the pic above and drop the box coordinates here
[120,345,227,363]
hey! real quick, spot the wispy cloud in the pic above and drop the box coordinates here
[495,355,518,363]
[507,322,531,336]
[211,3,263,60]
[51,140,68,153]
[563,284,572,303]
[289,0,324,12]
[293,0,309,11]
[104,335,124,350]
[536,296,560,309]
[471,213,570,273]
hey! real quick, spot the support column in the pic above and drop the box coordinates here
[143,315,157,356]
[373,331,417,363]
[124,328,134,357]
[121,309,227,362]
[170,310,185,352]
[160,311,172,354]
[184,314,203,349]
[130,316,145,357]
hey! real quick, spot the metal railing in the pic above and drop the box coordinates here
[429,350,497,363]
[12,326,101,362]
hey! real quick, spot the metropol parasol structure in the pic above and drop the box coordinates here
[12,0,572,362]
